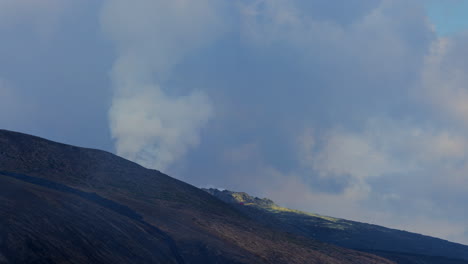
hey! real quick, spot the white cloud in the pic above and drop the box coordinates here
[110,88,212,171]
[258,118,468,242]
[311,118,467,182]
[313,129,401,181]
[95,0,468,244]
[239,0,431,83]
[101,0,228,171]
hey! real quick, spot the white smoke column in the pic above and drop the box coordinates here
[101,0,226,171]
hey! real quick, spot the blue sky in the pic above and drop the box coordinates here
[428,0,468,36]
[2,0,468,244]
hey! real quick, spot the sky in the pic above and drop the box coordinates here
[2,0,468,244]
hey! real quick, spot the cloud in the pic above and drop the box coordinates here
[230,119,468,243]
[228,161,468,244]
[101,0,228,171]
[109,88,212,170]
[421,35,468,127]
[239,0,432,86]
[197,107,468,242]
[165,0,468,242]
[0,0,463,244]
[0,0,72,36]
[94,0,468,243]
[313,118,467,181]
[103,0,431,175]
[312,128,402,181]
[283,116,468,242]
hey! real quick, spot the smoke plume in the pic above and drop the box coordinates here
[101,0,226,171]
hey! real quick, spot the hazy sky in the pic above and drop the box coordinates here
[2,0,468,244]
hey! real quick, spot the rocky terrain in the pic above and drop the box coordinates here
[203,188,468,264]
[0,129,395,264]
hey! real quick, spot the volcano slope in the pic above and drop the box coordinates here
[203,188,468,264]
[0,129,394,264]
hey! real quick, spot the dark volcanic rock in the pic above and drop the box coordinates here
[0,175,178,264]
[0,129,395,264]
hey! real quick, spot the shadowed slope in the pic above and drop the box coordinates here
[0,176,179,264]
[0,129,395,264]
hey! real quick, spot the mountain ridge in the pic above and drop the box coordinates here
[203,188,468,264]
[0,129,395,264]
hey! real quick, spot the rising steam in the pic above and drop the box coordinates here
[101,0,226,171]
